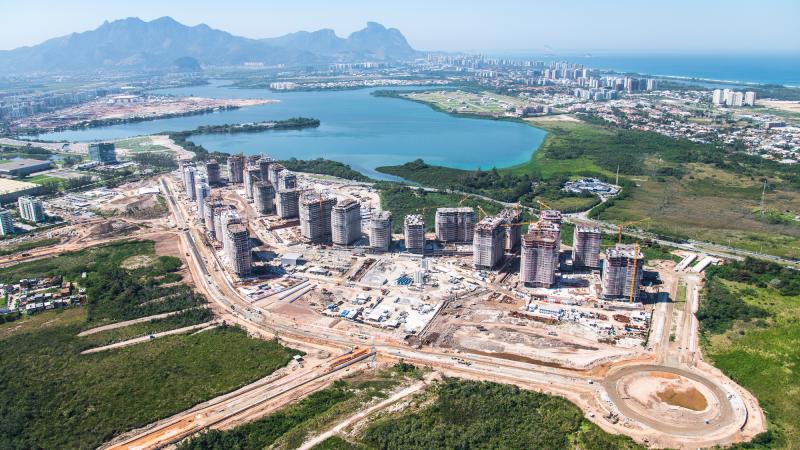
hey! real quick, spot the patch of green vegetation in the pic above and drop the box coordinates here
[78,308,214,349]
[701,258,800,448]
[0,237,59,256]
[24,174,62,185]
[0,240,155,284]
[377,182,506,233]
[311,436,371,450]
[280,157,371,182]
[0,318,294,450]
[360,379,642,450]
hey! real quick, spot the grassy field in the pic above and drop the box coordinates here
[115,136,172,154]
[77,308,214,350]
[24,174,62,185]
[698,259,800,448]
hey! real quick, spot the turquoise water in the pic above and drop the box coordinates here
[37,83,546,179]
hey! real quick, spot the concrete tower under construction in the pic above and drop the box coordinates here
[435,207,475,243]
[278,170,297,190]
[497,208,522,251]
[473,215,505,269]
[520,221,560,287]
[601,243,644,301]
[243,166,260,201]
[404,214,425,254]
[253,181,276,215]
[225,222,252,277]
[300,193,337,244]
[572,225,601,269]
[276,189,301,219]
[369,211,393,252]
[205,159,221,186]
[331,199,362,246]
[226,154,245,184]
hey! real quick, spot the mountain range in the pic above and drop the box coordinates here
[0,17,419,73]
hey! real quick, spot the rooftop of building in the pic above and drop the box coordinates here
[0,178,39,195]
[227,223,248,234]
[301,192,337,205]
[540,209,562,221]
[333,198,359,209]
[436,207,475,214]
[575,224,601,233]
[497,208,522,221]
[606,243,644,259]
[373,210,392,221]
[0,159,52,172]
[404,214,424,225]
[475,215,505,231]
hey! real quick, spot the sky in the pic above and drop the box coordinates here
[1,0,799,54]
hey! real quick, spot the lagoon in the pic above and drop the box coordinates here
[36,82,546,179]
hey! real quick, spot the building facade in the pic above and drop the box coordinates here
[403,214,425,254]
[572,225,601,269]
[300,194,337,244]
[17,196,45,223]
[0,209,14,235]
[435,207,475,243]
[369,211,393,252]
[601,243,644,301]
[88,142,117,164]
[519,221,559,287]
[473,215,505,269]
[331,199,362,246]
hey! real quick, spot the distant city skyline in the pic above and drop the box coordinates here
[1,0,799,54]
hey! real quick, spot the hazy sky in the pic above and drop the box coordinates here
[1,0,798,53]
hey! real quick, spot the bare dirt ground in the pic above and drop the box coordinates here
[758,99,800,113]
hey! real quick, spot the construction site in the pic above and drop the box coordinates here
[0,145,766,450]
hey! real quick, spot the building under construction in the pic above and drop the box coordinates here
[572,225,601,269]
[520,221,560,287]
[497,208,522,251]
[601,243,644,301]
[276,189,301,219]
[205,159,221,186]
[331,199,362,246]
[226,154,245,183]
[253,181,275,215]
[473,215,505,269]
[369,211,393,252]
[213,205,234,242]
[300,193,337,244]
[278,170,297,190]
[257,157,272,182]
[225,222,252,277]
[404,214,425,254]
[243,166,260,201]
[182,163,197,200]
[435,207,475,243]
[268,163,285,189]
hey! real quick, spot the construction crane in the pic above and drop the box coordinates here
[629,242,640,303]
[536,199,552,211]
[459,194,471,206]
[477,205,489,219]
[617,217,651,243]
[501,220,538,228]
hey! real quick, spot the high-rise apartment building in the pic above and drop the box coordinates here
[0,209,14,235]
[331,199,362,246]
[225,223,252,277]
[182,164,197,200]
[278,170,297,190]
[205,159,221,186]
[17,196,45,223]
[276,189,301,219]
[300,194,337,244]
[226,154,246,184]
[369,211,393,252]
[435,207,475,243]
[602,243,644,301]
[88,142,117,164]
[473,215,505,269]
[243,166,260,201]
[497,208,522,251]
[572,225,601,269]
[404,214,425,254]
[519,221,559,287]
[253,181,275,215]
